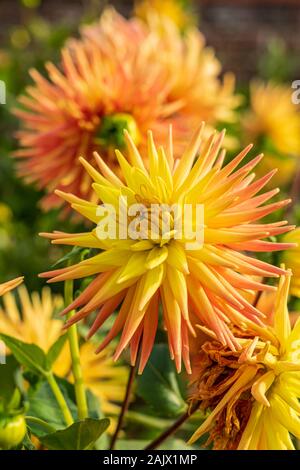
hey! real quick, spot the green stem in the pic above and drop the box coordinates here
[26,416,56,433]
[144,402,200,450]
[126,410,196,432]
[110,361,137,450]
[64,279,88,420]
[46,372,74,426]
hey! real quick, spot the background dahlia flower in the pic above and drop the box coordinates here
[281,228,300,298]
[40,124,292,374]
[243,81,300,187]
[14,8,239,212]
[0,285,128,426]
[0,277,23,296]
[134,0,195,31]
[188,272,300,450]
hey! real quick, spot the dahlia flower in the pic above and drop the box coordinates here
[40,125,292,373]
[243,81,300,186]
[0,285,63,351]
[0,277,23,296]
[134,0,195,31]
[0,285,127,421]
[282,228,300,298]
[188,272,300,450]
[14,8,239,211]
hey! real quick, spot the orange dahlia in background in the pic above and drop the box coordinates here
[14,8,239,212]
[40,124,293,374]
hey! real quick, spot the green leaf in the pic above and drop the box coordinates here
[26,377,106,444]
[85,389,108,450]
[27,378,77,437]
[39,418,110,450]
[0,334,47,375]
[137,344,187,418]
[0,355,20,403]
[51,246,88,268]
[46,335,68,370]
[7,388,22,410]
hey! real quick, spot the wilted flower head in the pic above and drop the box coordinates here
[282,228,300,298]
[40,124,292,374]
[14,8,239,212]
[0,277,23,296]
[188,272,300,450]
[243,81,300,186]
[0,284,127,422]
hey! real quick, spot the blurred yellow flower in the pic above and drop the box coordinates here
[243,82,300,186]
[282,228,300,298]
[76,342,128,417]
[0,285,127,421]
[188,272,300,450]
[0,277,23,297]
[0,285,64,350]
[134,0,195,31]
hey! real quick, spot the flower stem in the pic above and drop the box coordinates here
[109,361,137,450]
[144,402,199,450]
[126,410,196,432]
[64,279,88,421]
[46,372,74,426]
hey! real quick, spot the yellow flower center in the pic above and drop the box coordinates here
[129,195,177,246]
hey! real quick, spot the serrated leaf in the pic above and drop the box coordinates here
[137,344,187,418]
[46,335,68,370]
[39,418,110,450]
[0,334,47,375]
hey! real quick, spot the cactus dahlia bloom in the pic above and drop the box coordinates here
[243,82,300,187]
[40,125,292,373]
[14,8,239,212]
[0,285,127,422]
[0,277,23,296]
[188,272,300,450]
[134,0,195,31]
[282,228,300,298]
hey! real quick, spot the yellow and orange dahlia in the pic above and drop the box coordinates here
[39,124,293,374]
[14,8,239,212]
